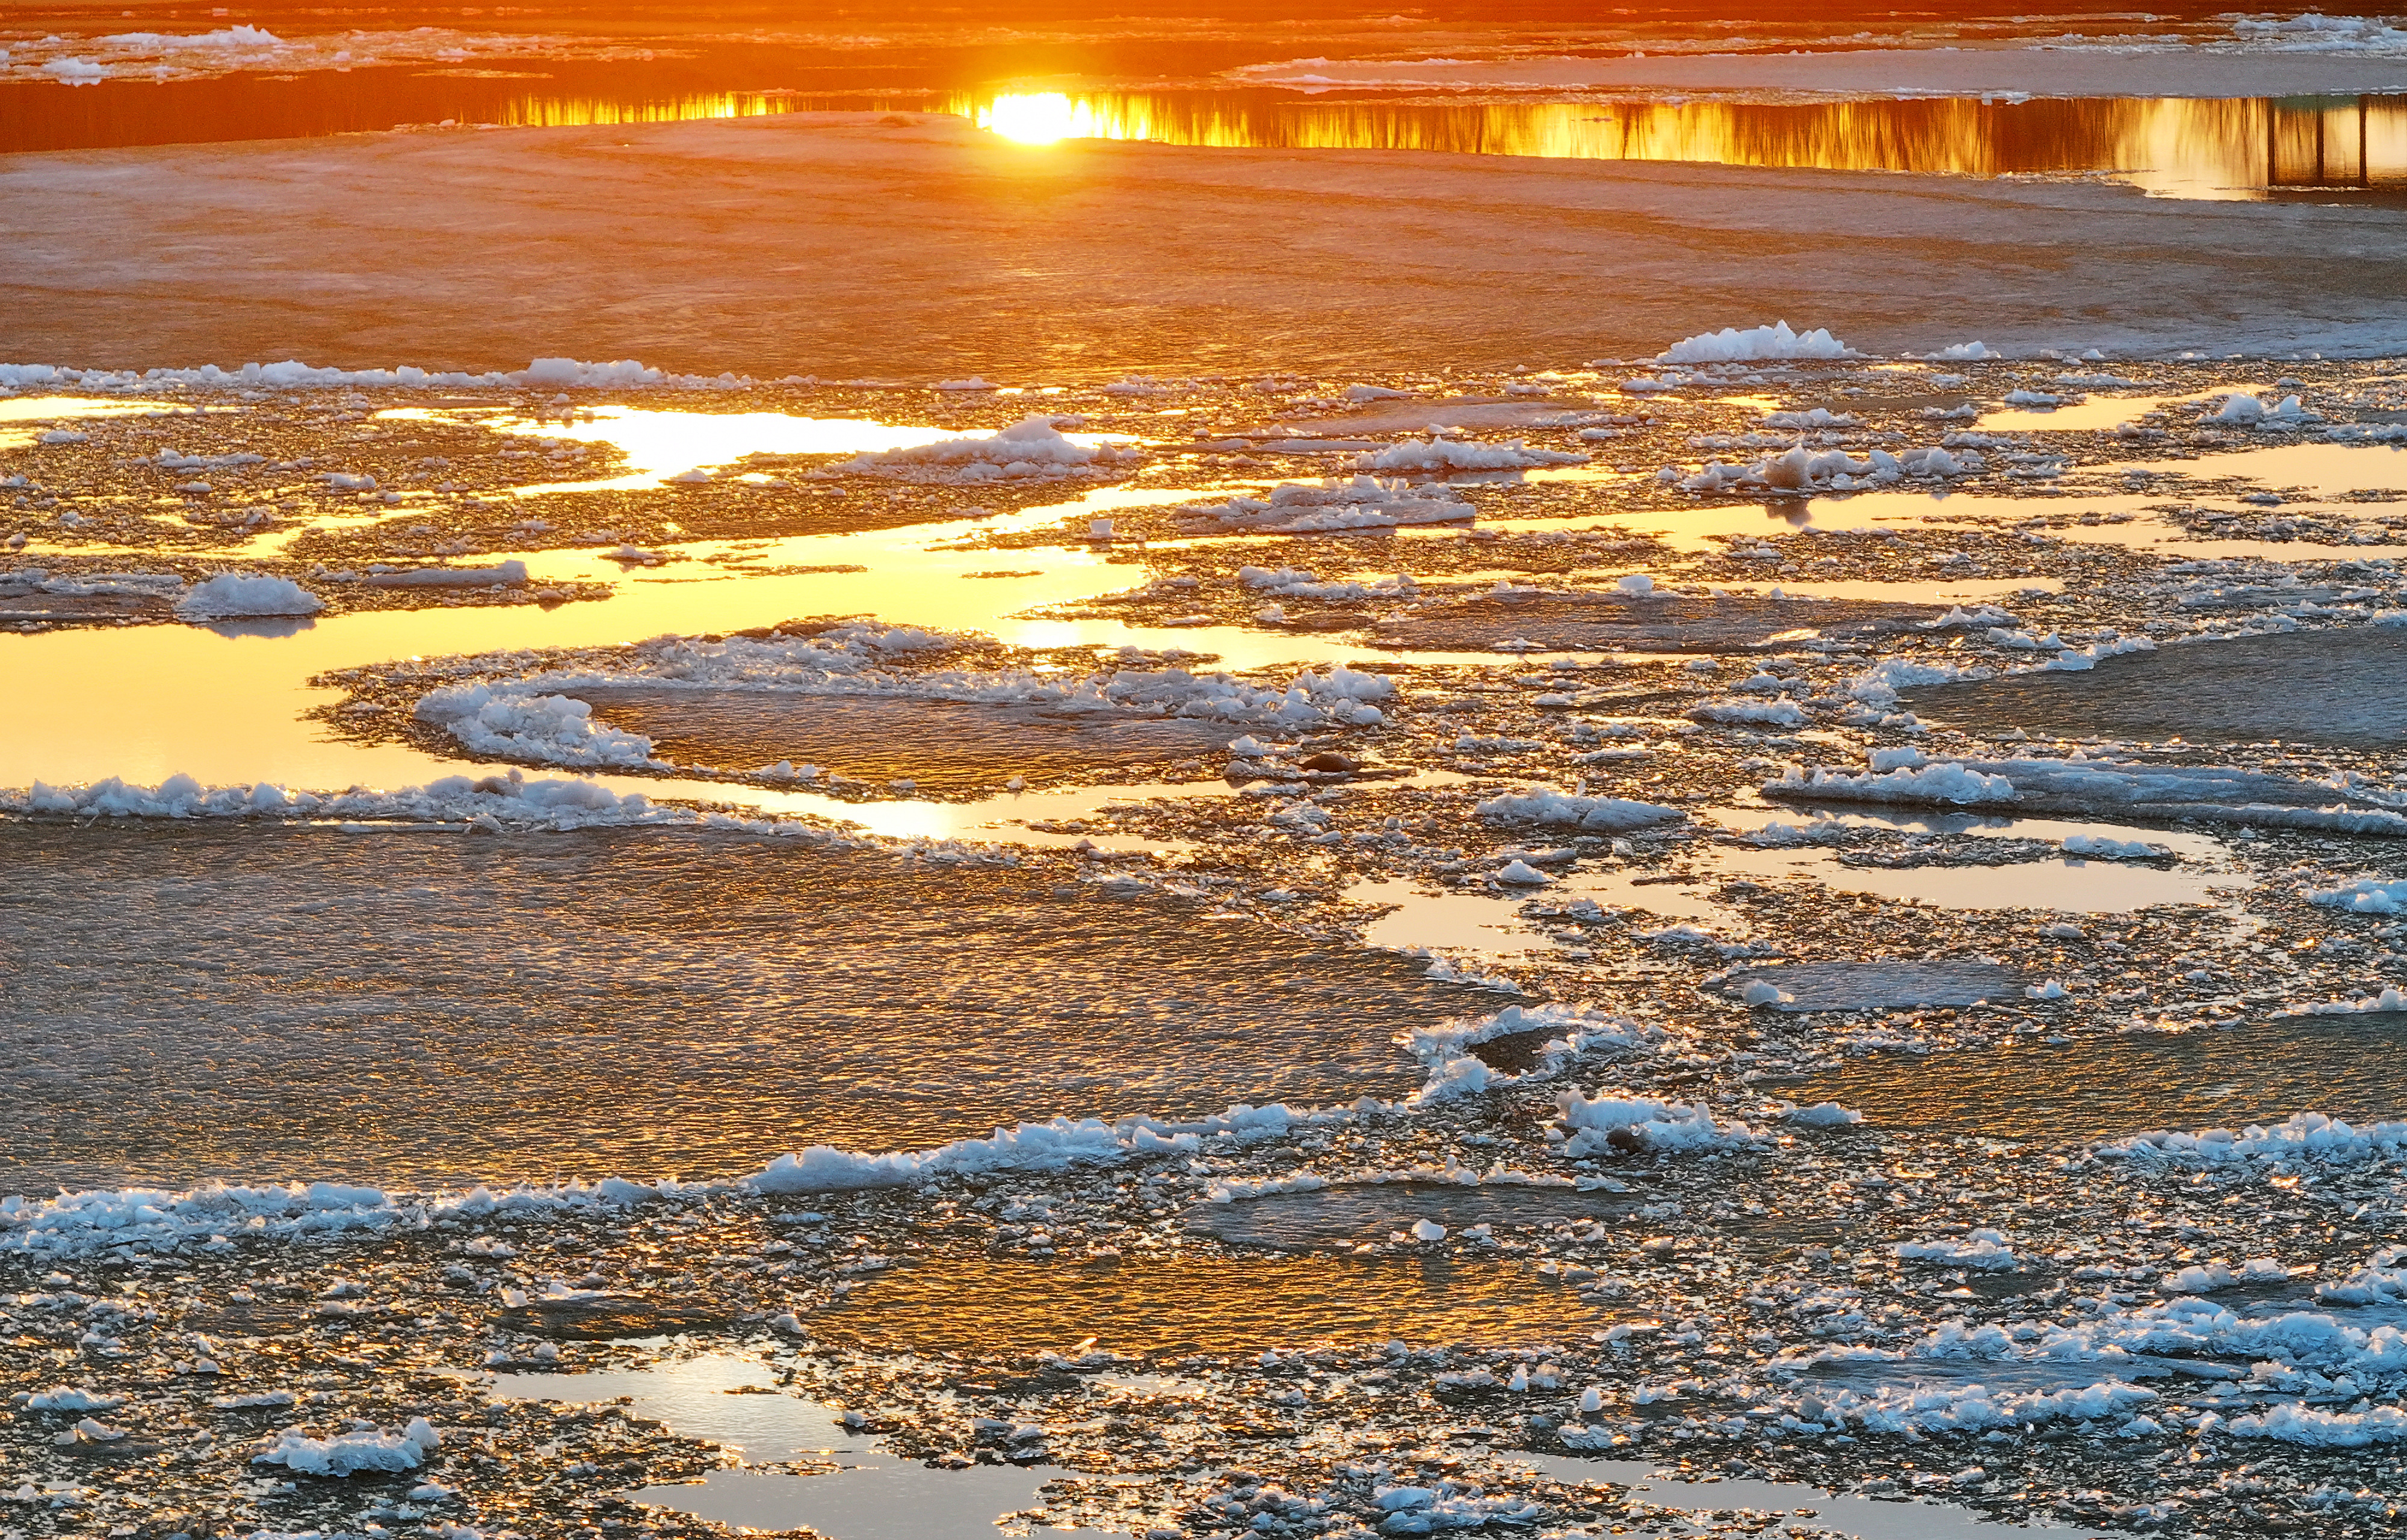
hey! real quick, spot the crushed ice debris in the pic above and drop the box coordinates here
[1553,1088,1762,1154]
[2204,392,2318,427]
[1237,564,1418,600]
[253,1417,439,1476]
[1658,321,1854,364]
[1,1175,703,1257]
[1353,436,1589,473]
[2281,985,2407,1015]
[2158,1257,2291,1293]
[0,357,740,393]
[2100,1110,2407,1163]
[22,1387,125,1412]
[1781,1101,1863,1127]
[1686,696,1810,727]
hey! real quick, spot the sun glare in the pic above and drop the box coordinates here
[978,92,1096,145]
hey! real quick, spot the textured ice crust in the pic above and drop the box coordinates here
[1767,748,2407,834]
[406,621,1401,768]
[0,771,785,831]
[1658,321,1855,364]
[1474,788,1686,832]
[0,357,752,392]
[172,573,323,621]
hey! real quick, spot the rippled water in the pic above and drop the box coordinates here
[0,823,1478,1191]
[815,1253,1610,1355]
[1778,1012,2407,1142]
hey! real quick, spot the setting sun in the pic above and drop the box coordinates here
[979,91,1105,144]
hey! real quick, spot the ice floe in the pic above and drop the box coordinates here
[253,1418,440,1477]
[172,573,323,621]
[1175,478,1476,532]
[1767,751,2407,834]
[830,416,1140,483]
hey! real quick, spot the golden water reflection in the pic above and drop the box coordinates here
[965,89,2407,202]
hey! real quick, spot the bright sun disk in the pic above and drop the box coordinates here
[980,93,1084,145]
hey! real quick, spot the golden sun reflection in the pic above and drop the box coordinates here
[958,88,2407,200]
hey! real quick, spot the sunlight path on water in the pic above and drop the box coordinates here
[380,405,1134,494]
[0,490,1445,827]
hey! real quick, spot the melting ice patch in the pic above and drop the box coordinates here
[406,624,1401,771]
